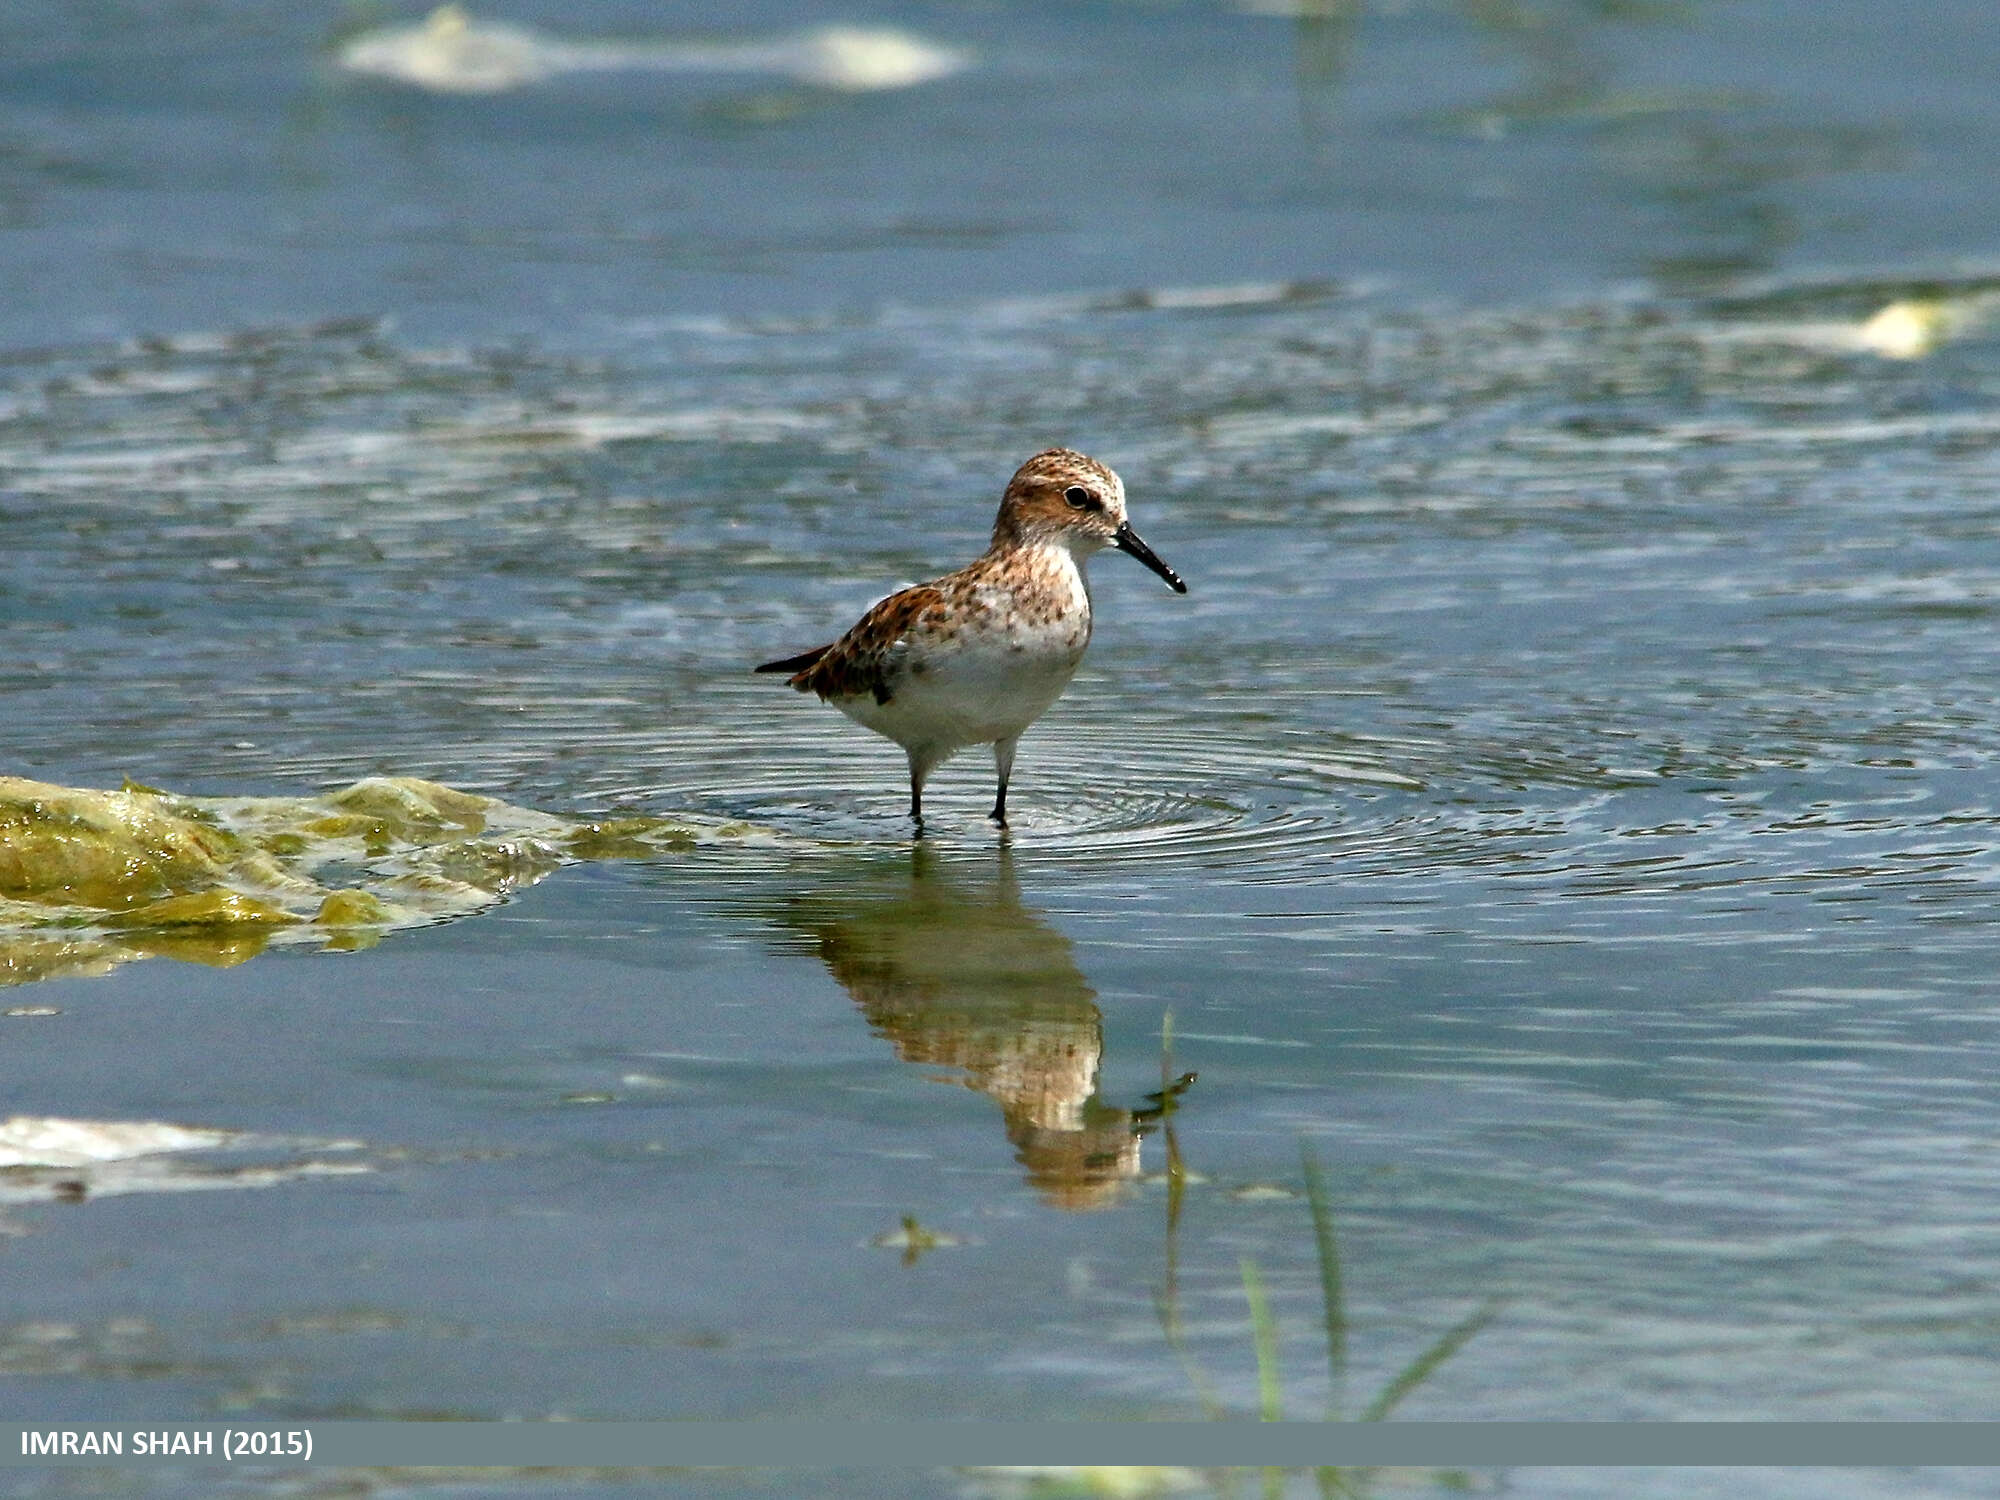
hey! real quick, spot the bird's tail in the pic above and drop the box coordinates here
[755,644,831,675]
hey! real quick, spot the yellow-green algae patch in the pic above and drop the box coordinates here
[0,774,752,987]
[0,778,244,910]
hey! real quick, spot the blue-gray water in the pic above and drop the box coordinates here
[6,3,2000,1498]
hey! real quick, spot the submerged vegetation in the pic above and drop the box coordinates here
[1147,1018,1499,1498]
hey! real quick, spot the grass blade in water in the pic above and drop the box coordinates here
[1301,1142,1348,1413]
[1356,1299,1504,1423]
[1240,1255,1284,1423]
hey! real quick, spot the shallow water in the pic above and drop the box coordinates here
[9,277,2000,1449]
[7,3,2000,1498]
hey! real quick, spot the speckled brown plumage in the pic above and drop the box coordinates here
[757,448,1186,825]
[788,584,950,705]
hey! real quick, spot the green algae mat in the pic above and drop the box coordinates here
[0,775,757,988]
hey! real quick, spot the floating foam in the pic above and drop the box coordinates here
[0,1116,236,1168]
[337,5,969,95]
[1852,298,1992,359]
[0,1116,371,1205]
[1695,285,2000,359]
[337,4,551,92]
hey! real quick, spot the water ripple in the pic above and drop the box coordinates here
[6,279,2000,922]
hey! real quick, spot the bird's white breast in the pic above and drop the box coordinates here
[837,547,1091,755]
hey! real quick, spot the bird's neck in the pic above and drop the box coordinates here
[982,536,1092,612]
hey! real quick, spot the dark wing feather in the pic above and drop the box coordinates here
[785,584,949,705]
[755,645,832,675]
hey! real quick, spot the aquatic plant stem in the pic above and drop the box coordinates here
[1242,1255,1286,1500]
[1153,1008,1230,1421]
[1300,1142,1347,1416]
[1240,1256,1283,1422]
[1356,1298,1504,1424]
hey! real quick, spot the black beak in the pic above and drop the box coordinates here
[1112,522,1187,594]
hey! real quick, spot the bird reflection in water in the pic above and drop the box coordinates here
[768,845,1191,1210]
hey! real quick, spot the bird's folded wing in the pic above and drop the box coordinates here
[791,584,949,705]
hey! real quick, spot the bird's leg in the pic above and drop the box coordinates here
[907,749,929,833]
[991,737,1018,826]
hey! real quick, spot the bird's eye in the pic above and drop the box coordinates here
[1064,486,1094,510]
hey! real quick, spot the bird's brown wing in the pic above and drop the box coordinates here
[783,584,950,706]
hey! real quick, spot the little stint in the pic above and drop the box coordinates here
[757,449,1186,826]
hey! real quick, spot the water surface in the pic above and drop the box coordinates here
[6,3,2000,1498]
